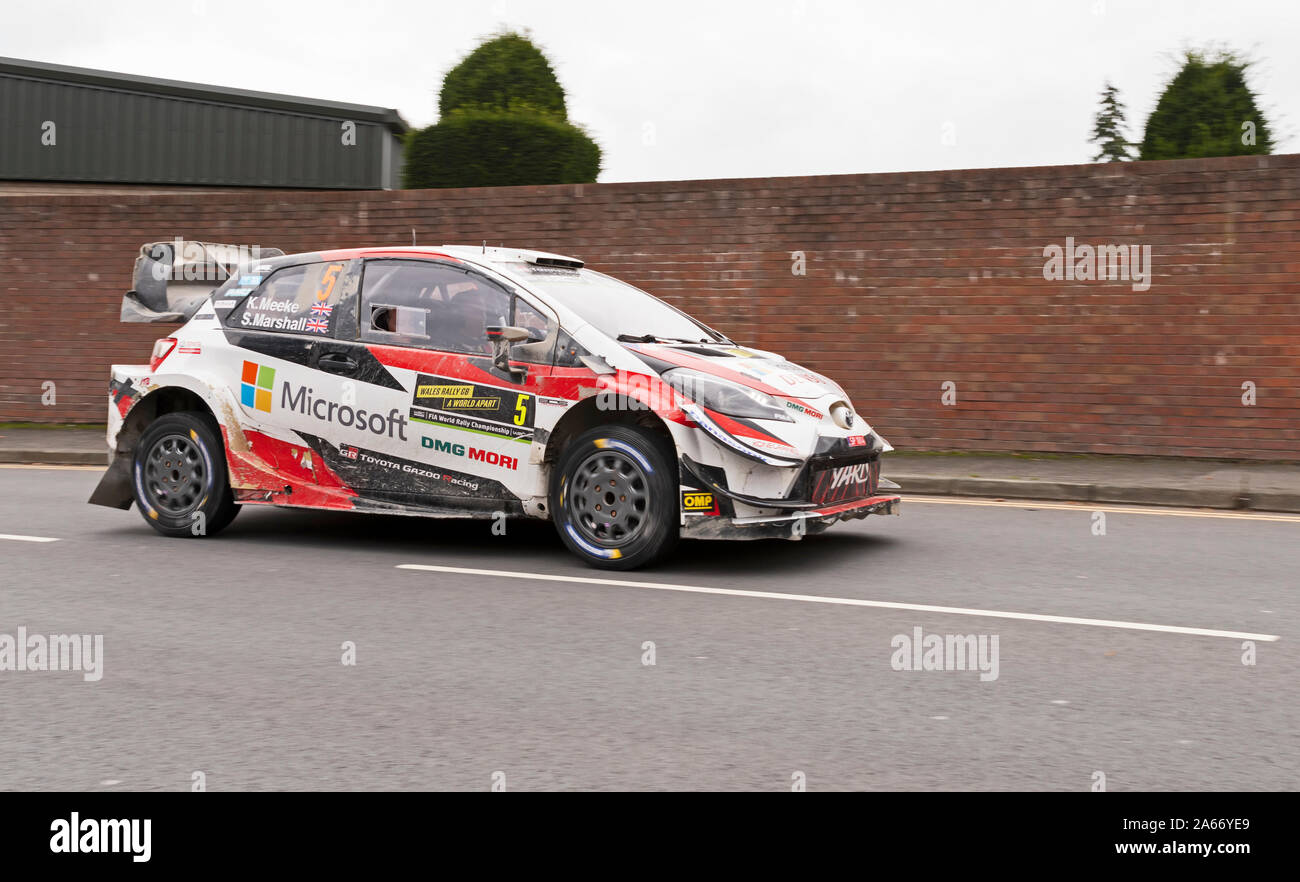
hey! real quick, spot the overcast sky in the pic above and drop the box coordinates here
[3,0,1296,182]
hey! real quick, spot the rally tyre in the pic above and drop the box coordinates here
[132,411,240,538]
[552,425,678,570]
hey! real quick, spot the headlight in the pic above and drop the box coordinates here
[661,368,793,422]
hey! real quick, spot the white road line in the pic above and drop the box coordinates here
[907,495,1300,523]
[396,564,1280,642]
[0,533,60,542]
[0,464,104,471]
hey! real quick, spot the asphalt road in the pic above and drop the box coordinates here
[1,465,1295,791]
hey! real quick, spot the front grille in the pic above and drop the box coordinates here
[808,454,880,505]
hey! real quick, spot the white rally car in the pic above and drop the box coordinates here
[90,242,900,568]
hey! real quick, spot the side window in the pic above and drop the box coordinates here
[509,298,558,365]
[554,329,590,367]
[513,299,548,341]
[359,259,512,355]
[226,261,348,336]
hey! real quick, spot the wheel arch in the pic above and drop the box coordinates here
[543,396,677,472]
[118,385,217,460]
[90,383,224,510]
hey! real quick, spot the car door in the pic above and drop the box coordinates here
[313,257,557,510]
[221,258,360,486]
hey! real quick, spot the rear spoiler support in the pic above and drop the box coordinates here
[120,239,283,322]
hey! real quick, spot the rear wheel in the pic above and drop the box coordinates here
[551,425,678,569]
[132,412,239,537]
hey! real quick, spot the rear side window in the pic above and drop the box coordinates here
[226,261,348,336]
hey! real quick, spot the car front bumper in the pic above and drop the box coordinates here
[680,493,901,541]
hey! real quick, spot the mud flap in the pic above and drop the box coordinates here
[88,455,134,510]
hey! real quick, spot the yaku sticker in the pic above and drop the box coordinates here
[409,374,535,442]
[810,459,879,505]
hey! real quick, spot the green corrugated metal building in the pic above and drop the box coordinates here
[0,57,408,190]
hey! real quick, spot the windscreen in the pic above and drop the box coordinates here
[514,266,727,343]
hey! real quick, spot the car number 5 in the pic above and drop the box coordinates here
[514,394,529,426]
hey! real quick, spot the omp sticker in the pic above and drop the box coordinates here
[681,490,718,514]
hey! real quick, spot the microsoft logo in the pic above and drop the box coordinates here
[241,360,275,412]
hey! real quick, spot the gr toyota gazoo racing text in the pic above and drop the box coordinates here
[90,242,901,569]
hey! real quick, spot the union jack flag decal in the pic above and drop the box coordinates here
[310,302,333,317]
[305,318,330,333]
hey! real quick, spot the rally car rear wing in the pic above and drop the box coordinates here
[120,239,283,322]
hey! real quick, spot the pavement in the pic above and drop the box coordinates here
[0,427,111,465]
[4,425,1299,512]
[887,451,1300,513]
[0,465,1295,791]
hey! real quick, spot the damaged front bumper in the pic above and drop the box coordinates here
[680,493,901,540]
[678,453,901,540]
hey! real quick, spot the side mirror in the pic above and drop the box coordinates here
[486,325,530,344]
[485,325,530,379]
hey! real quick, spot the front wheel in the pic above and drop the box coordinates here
[551,425,679,569]
[132,411,239,537]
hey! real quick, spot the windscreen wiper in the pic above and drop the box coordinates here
[617,333,726,345]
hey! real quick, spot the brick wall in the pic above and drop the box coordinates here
[2,153,1297,459]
